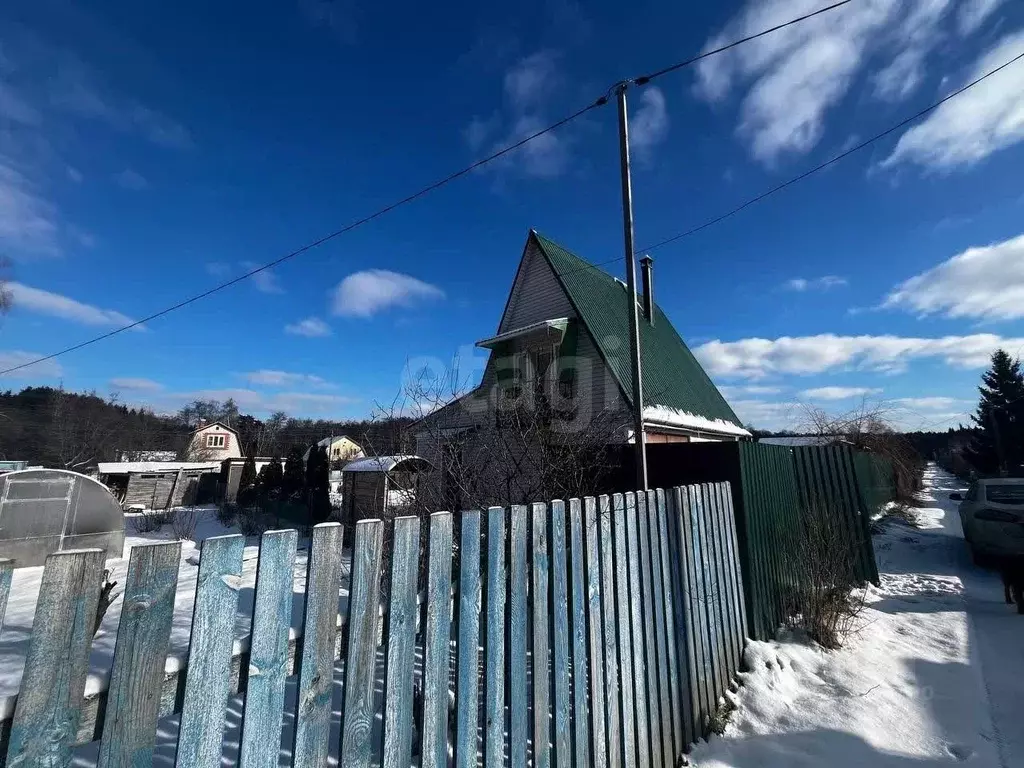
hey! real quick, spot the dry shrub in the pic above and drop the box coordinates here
[169,506,199,541]
[786,505,867,649]
[129,510,167,534]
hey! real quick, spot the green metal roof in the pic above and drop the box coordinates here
[532,230,743,428]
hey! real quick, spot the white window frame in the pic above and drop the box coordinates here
[206,433,226,449]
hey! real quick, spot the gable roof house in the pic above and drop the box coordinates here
[184,421,243,462]
[414,231,748,506]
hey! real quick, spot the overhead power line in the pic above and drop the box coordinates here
[638,48,1024,254]
[547,46,1024,282]
[0,0,854,377]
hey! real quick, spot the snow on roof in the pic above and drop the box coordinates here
[643,405,752,438]
[343,455,431,473]
[475,317,569,349]
[97,461,222,474]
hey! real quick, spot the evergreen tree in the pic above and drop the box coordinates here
[262,455,284,497]
[967,349,1024,475]
[306,445,331,524]
[283,446,305,499]
[237,454,258,508]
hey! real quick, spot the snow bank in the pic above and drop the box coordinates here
[691,465,1004,768]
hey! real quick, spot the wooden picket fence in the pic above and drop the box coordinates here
[0,483,748,768]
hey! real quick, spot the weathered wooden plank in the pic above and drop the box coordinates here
[568,498,591,768]
[700,484,727,712]
[422,512,453,768]
[550,500,571,768]
[599,495,621,768]
[663,489,688,753]
[5,548,104,767]
[509,505,529,768]
[0,559,12,635]
[341,520,385,768]
[685,485,712,735]
[97,541,181,768]
[625,492,650,768]
[175,535,245,768]
[383,517,420,768]
[720,484,747,675]
[666,488,694,751]
[531,502,551,768]
[455,510,482,768]
[716,484,742,680]
[613,493,636,768]
[670,487,697,748]
[647,490,674,768]
[636,493,662,768]
[706,484,736,686]
[238,529,298,768]
[292,523,345,766]
[484,507,506,768]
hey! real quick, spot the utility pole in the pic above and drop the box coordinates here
[616,82,648,491]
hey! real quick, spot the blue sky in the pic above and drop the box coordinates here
[1,0,1024,431]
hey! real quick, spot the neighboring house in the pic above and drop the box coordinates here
[303,435,365,465]
[0,460,29,476]
[98,461,221,509]
[185,421,243,462]
[415,231,748,500]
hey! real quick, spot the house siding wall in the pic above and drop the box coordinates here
[186,424,242,461]
[499,240,574,333]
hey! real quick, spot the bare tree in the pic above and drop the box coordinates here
[367,357,631,515]
[50,386,120,471]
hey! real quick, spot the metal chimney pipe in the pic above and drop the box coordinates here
[640,255,654,324]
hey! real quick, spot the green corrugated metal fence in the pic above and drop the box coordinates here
[734,442,885,641]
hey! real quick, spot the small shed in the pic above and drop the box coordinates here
[0,469,124,567]
[97,461,221,509]
[341,455,432,524]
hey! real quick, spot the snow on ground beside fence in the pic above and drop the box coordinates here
[691,465,1008,768]
[0,508,350,721]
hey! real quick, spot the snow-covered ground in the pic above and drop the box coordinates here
[691,464,1023,768]
[0,508,352,723]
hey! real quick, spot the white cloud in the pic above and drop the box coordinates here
[332,270,444,318]
[114,168,148,190]
[694,0,971,164]
[242,370,333,388]
[0,158,60,257]
[799,386,883,400]
[892,396,968,410]
[729,398,803,431]
[240,261,284,294]
[695,0,902,163]
[205,262,230,277]
[720,384,785,398]
[504,51,559,111]
[958,0,1005,35]
[467,51,572,178]
[784,275,847,291]
[285,317,332,337]
[0,81,41,125]
[882,32,1024,170]
[109,377,163,392]
[0,350,62,378]
[883,233,1024,320]
[66,166,83,183]
[7,282,142,329]
[630,86,669,160]
[695,333,1024,379]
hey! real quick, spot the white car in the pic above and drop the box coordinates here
[951,478,1024,565]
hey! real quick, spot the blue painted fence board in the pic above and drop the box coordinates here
[647,490,674,768]
[583,496,607,768]
[422,512,453,768]
[568,498,591,768]
[382,517,420,768]
[98,541,181,768]
[340,519,384,768]
[508,505,528,768]
[599,495,621,768]
[636,492,662,768]
[5,548,104,767]
[175,535,244,768]
[550,500,571,768]
[238,529,298,768]
[292,523,345,766]
[625,492,650,768]
[531,502,551,768]
[484,507,506,768]
[455,510,481,768]
[612,493,637,768]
